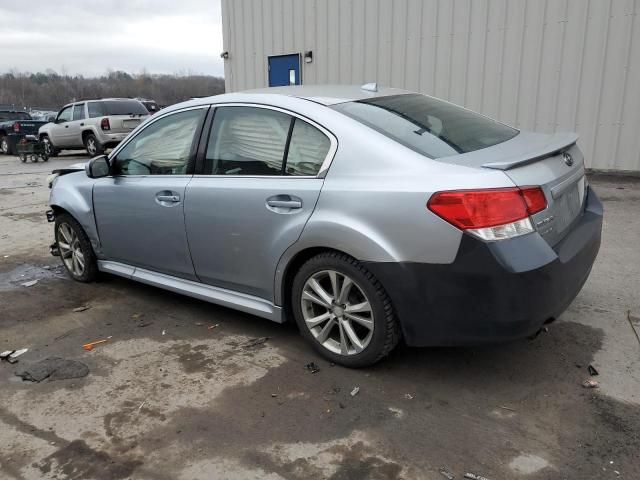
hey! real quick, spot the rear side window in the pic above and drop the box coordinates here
[205,107,291,175]
[332,94,518,159]
[87,102,104,118]
[285,119,331,176]
[102,100,148,116]
[72,104,85,120]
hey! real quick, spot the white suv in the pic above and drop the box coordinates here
[39,98,149,157]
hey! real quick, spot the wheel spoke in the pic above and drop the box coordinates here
[345,301,371,314]
[316,318,336,344]
[307,278,334,306]
[302,290,331,309]
[305,311,331,328]
[344,312,374,330]
[57,241,70,250]
[72,254,80,275]
[338,321,349,355]
[338,277,353,304]
[328,271,339,298]
[342,319,364,353]
[58,225,72,244]
[75,251,85,269]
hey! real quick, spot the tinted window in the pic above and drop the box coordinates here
[87,102,104,118]
[103,100,148,116]
[205,107,291,175]
[332,94,518,159]
[114,109,204,176]
[57,106,73,123]
[72,104,85,120]
[284,119,331,176]
[0,111,31,121]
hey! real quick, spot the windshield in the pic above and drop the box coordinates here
[0,111,32,121]
[331,94,518,159]
[102,100,149,116]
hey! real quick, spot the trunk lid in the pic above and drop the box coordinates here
[108,115,145,134]
[477,132,586,246]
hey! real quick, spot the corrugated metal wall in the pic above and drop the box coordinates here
[222,0,640,172]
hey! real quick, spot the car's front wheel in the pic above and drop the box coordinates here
[291,252,400,367]
[41,135,59,157]
[55,213,98,282]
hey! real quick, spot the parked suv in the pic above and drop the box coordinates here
[39,99,149,157]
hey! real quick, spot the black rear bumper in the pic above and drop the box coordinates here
[365,186,603,346]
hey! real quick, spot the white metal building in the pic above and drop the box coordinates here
[221,0,640,173]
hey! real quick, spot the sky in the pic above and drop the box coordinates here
[0,0,224,77]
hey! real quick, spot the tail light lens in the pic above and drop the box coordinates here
[13,123,20,132]
[100,118,110,131]
[428,187,547,241]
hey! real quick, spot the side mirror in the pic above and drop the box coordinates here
[47,116,55,122]
[85,155,110,178]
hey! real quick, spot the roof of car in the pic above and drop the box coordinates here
[240,84,413,105]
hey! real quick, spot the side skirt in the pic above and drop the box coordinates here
[98,261,284,323]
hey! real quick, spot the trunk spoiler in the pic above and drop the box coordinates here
[482,132,579,170]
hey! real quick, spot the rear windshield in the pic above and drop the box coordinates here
[101,100,148,116]
[331,94,518,159]
[0,111,31,121]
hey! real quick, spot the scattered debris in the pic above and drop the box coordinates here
[1,349,28,364]
[242,337,269,349]
[271,393,278,398]
[582,379,599,389]
[195,322,203,326]
[404,394,414,400]
[3,255,9,258]
[439,467,455,479]
[464,472,491,480]
[72,305,90,313]
[83,338,110,351]
[499,405,516,412]
[162,330,166,336]
[132,313,142,319]
[305,362,320,374]
[350,386,360,397]
[588,365,599,376]
[388,407,405,419]
[15,357,89,382]
[21,279,38,287]
[208,324,219,330]
[137,322,153,328]
[138,400,147,412]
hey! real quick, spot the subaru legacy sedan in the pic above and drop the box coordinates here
[47,85,602,367]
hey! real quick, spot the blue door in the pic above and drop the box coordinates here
[268,54,301,87]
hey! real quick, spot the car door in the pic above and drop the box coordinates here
[93,106,208,280]
[49,105,74,147]
[68,103,86,147]
[185,104,335,300]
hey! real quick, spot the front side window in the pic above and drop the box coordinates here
[72,104,86,120]
[205,107,291,175]
[87,102,104,118]
[285,119,331,176]
[57,106,72,123]
[332,94,518,159]
[113,108,204,176]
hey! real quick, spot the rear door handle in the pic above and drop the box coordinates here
[267,199,302,209]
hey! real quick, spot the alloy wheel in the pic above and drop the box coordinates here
[301,270,374,355]
[86,138,96,155]
[57,223,85,277]
[42,138,51,155]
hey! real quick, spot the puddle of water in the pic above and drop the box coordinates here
[0,264,66,291]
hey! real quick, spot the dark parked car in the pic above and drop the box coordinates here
[0,111,47,155]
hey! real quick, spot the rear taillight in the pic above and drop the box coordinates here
[427,187,547,241]
[13,123,20,132]
[100,118,110,131]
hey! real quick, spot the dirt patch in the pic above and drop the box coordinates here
[2,211,45,223]
[36,439,142,480]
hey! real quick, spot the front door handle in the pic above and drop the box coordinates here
[156,194,180,202]
[267,199,302,209]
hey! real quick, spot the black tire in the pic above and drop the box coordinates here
[41,135,59,157]
[54,213,98,282]
[84,133,104,157]
[0,135,10,155]
[291,251,400,368]
[19,154,27,163]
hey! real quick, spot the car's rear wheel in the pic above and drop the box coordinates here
[84,133,104,157]
[0,136,10,155]
[291,252,400,367]
[41,135,59,157]
[55,213,98,282]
